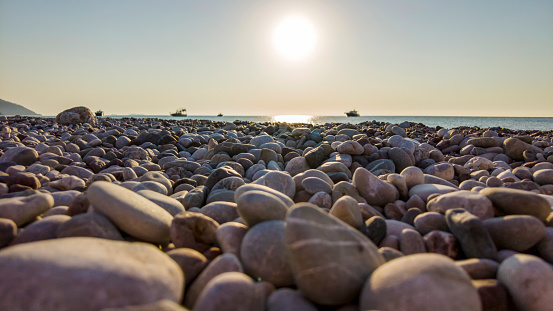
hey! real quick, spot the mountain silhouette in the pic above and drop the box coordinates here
[0,99,40,115]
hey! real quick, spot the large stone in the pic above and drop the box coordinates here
[352,167,399,207]
[480,187,551,220]
[446,209,497,260]
[455,258,499,280]
[0,146,39,166]
[56,213,123,240]
[234,184,295,207]
[215,222,248,258]
[0,237,183,311]
[166,248,208,287]
[366,159,395,176]
[194,272,265,311]
[170,211,219,252]
[0,218,17,247]
[184,253,243,309]
[198,201,238,224]
[253,171,296,199]
[267,288,318,311]
[427,191,494,220]
[87,181,173,244]
[11,215,70,245]
[360,253,482,311]
[483,215,546,251]
[0,192,54,226]
[424,162,454,181]
[388,148,414,173]
[55,106,96,124]
[497,254,553,311]
[236,190,288,227]
[285,204,385,305]
[408,183,458,202]
[329,195,363,229]
[240,220,294,287]
[503,138,530,161]
[537,227,553,263]
[137,190,185,216]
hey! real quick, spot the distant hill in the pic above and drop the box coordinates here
[0,99,40,116]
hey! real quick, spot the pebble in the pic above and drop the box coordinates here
[352,167,399,206]
[360,253,482,311]
[236,190,288,227]
[427,190,494,220]
[481,187,551,220]
[170,211,219,252]
[166,248,208,287]
[56,213,123,240]
[0,192,54,226]
[194,272,265,311]
[483,215,546,251]
[88,181,173,243]
[497,254,553,311]
[0,237,183,311]
[446,208,498,260]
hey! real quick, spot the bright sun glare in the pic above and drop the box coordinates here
[272,15,318,61]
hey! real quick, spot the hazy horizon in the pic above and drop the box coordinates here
[1,0,552,117]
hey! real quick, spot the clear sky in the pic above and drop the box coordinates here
[1,0,552,117]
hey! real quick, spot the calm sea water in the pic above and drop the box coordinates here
[101,115,553,131]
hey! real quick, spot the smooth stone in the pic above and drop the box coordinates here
[503,138,530,161]
[379,235,399,250]
[464,156,494,171]
[198,201,239,224]
[211,176,245,192]
[0,146,39,165]
[378,247,405,262]
[137,190,185,216]
[360,253,482,311]
[0,192,54,226]
[88,181,173,243]
[100,299,188,311]
[170,211,219,252]
[424,174,459,188]
[405,194,426,211]
[0,237,183,311]
[292,169,334,190]
[331,181,368,204]
[184,253,243,309]
[236,190,288,227]
[427,191,494,220]
[267,288,318,311]
[483,215,546,251]
[285,204,385,306]
[132,181,168,195]
[388,147,414,173]
[51,190,80,207]
[414,212,448,235]
[253,171,296,199]
[408,183,458,202]
[56,213,123,240]
[385,219,416,236]
[446,208,497,260]
[204,167,242,190]
[337,140,364,155]
[455,258,499,280]
[365,159,395,176]
[387,173,408,200]
[423,230,458,259]
[467,137,501,148]
[241,220,294,287]
[301,177,332,195]
[194,272,265,311]
[284,156,310,176]
[215,222,248,258]
[534,169,553,185]
[536,227,553,263]
[399,228,426,255]
[11,215,71,245]
[362,216,387,245]
[329,195,363,229]
[0,218,17,247]
[182,186,208,210]
[234,184,294,207]
[498,254,553,311]
[166,248,208,287]
[424,162,454,181]
[352,167,399,207]
[400,207,422,226]
[307,191,332,209]
[480,187,551,220]
[472,279,513,311]
[400,166,425,189]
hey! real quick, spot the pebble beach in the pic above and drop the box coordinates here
[0,106,552,311]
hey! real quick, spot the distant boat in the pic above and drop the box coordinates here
[170,108,187,117]
[217,113,223,117]
[95,110,104,117]
[345,109,360,117]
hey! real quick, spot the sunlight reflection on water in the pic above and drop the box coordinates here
[272,115,313,124]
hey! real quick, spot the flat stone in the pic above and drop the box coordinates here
[480,187,551,220]
[414,212,448,235]
[0,237,183,311]
[241,220,293,287]
[424,162,454,181]
[137,190,185,216]
[360,253,481,311]
[198,201,238,224]
[57,213,123,240]
[88,181,173,244]
[285,204,384,306]
[352,167,399,207]
[427,191,494,220]
[0,192,54,226]
[365,159,395,176]
[408,184,458,202]
[302,177,332,194]
[483,215,546,251]
[0,146,39,166]
[11,215,71,245]
[236,190,288,227]
[498,254,553,311]
[446,208,497,260]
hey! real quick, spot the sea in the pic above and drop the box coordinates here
[95,115,553,131]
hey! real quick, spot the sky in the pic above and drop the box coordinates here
[1,0,552,117]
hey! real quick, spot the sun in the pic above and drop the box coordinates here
[272,15,318,61]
